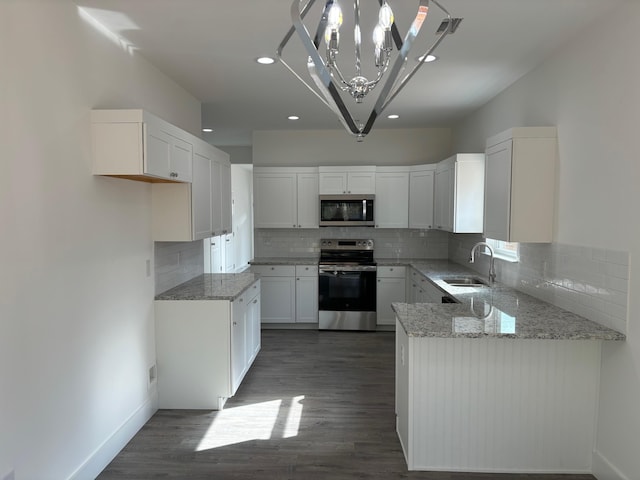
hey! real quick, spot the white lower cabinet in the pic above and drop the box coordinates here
[252,264,318,324]
[377,266,406,325]
[406,268,444,303]
[252,266,296,324]
[155,280,260,410]
[295,265,318,323]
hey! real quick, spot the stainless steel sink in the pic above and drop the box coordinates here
[442,277,488,287]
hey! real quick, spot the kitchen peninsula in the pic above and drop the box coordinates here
[392,260,624,474]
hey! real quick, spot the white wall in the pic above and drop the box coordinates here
[452,2,639,478]
[253,128,452,166]
[0,1,200,478]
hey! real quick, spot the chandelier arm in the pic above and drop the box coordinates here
[360,0,432,135]
[330,62,355,91]
[380,0,454,112]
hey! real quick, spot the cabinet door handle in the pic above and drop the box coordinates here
[170,172,178,178]
[253,299,258,304]
[239,298,243,302]
[233,321,237,326]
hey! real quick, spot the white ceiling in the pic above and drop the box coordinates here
[75,0,621,146]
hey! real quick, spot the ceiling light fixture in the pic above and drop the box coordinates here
[288,115,300,120]
[202,128,213,133]
[416,54,437,63]
[256,56,276,65]
[387,114,399,119]
[277,0,461,140]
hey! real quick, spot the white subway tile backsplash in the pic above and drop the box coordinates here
[254,228,449,260]
[155,240,204,294]
[449,234,628,334]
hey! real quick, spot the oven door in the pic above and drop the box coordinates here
[318,265,376,330]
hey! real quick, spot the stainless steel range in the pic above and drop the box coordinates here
[318,238,377,331]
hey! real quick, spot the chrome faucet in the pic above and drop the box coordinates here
[469,242,496,284]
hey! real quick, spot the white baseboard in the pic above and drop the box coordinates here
[592,449,631,480]
[68,391,158,480]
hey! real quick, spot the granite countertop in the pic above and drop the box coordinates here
[155,273,259,301]
[393,260,625,341]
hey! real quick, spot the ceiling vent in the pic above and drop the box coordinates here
[437,17,463,34]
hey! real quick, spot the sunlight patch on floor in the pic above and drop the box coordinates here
[196,396,305,451]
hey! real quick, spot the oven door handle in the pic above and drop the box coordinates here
[319,265,377,273]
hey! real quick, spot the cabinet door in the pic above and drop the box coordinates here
[375,172,409,228]
[192,150,213,240]
[484,140,513,242]
[260,276,295,323]
[377,277,406,325]
[246,287,261,365]
[254,173,298,228]
[231,296,247,395]
[296,275,318,323]
[319,172,348,194]
[434,166,453,231]
[409,169,435,229]
[224,234,234,272]
[296,173,319,228]
[169,135,193,182]
[144,123,172,179]
[347,171,376,194]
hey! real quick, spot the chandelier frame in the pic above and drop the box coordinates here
[277,0,461,139]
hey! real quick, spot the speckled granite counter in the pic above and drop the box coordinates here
[155,273,259,301]
[393,260,625,341]
[250,257,319,266]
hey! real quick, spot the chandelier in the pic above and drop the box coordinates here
[277,0,461,140]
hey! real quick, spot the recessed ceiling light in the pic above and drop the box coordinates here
[288,115,299,121]
[387,114,399,119]
[256,56,276,65]
[416,54,438,63]
[202,128,213,133]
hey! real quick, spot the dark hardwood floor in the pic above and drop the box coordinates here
[98,330,596,479]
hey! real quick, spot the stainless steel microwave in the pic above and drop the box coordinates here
[319,195,375,227]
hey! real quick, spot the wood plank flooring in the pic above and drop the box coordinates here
[98,330,596,480]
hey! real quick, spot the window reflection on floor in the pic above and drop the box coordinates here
[196,395,305,451]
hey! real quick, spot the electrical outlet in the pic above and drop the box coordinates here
[148,364,157,389]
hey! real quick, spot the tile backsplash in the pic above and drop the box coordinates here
[449,234,629,334]
[254,228,449,260]
[155,240,204,294]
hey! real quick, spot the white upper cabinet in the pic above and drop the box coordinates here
[253,167,319,229]
[375,167,410,228]
[408,164,436,229]
[152,138,231,241]
[318,166,376,194]
[433,154,485,233]
[91,109,193,183]
[484,127,557,243]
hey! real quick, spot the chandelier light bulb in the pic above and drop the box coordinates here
[378,2,394,30]
[373,24,384,48]
[327,3,343,31]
